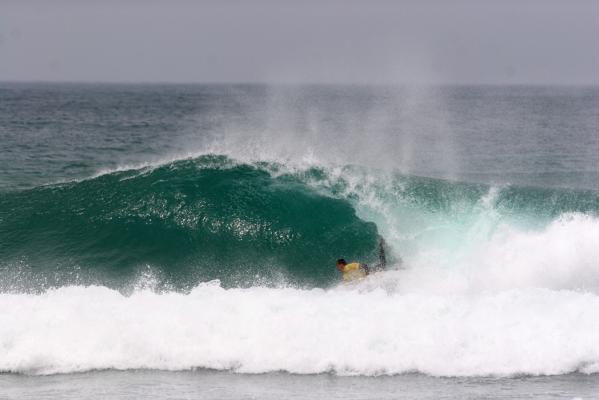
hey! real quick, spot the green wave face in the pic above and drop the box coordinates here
[0,156,379,290]
[3,154,599,292]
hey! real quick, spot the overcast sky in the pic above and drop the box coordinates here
[1,0,598,84]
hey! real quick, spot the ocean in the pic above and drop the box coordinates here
[1,82,599,399]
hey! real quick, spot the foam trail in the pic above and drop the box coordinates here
[1,282,599,376]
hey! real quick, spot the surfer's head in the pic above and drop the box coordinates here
[336,258,347,271]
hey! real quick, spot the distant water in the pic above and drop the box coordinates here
[1,83,599,398]
[2,370,599,400]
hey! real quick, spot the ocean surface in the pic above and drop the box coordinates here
[1,82,599,399]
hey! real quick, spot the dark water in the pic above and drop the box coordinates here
[2,83,599,191]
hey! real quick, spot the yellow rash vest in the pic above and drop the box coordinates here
[341,262,367,282]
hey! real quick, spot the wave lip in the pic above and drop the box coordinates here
[1,283,599,377]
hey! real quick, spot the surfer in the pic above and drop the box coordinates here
[336,237,387,282]
[336,259,368,282]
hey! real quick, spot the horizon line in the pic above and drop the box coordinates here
[2,80,599,88]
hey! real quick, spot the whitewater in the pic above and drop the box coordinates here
[1,278,599,377]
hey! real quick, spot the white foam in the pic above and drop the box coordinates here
[383,213,599,295]
[1,279,599,377]
[306,163,599,295]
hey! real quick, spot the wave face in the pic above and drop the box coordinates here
[7,152,598,292]
[0,156,379,290]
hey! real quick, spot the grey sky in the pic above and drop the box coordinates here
[1,0,598,84]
